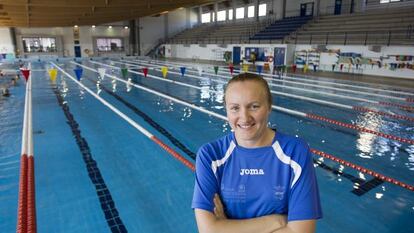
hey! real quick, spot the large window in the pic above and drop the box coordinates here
[380,0,400,3]
[236,7,245,19]
[201,12,211,23]
[248,6,255,18]
[22,37,57,53]
[228,9,233,20]
[96,38,124,52]
[258,4,267,16]
[217,10,226,21]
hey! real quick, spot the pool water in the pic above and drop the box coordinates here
[0,58,413,233]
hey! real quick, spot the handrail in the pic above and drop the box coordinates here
[291,29,413,45]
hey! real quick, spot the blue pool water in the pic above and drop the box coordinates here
[0,58,413,233]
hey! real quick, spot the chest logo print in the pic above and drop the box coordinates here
[240,168,265,176]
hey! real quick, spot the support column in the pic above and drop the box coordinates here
[232,0,237,22]
[315,0,321,16]
[214,2,218,24]
[129,20,136,56]
[255,0,259,21]
[282,0,287,18]
[164,14,169,41]
[137,18,141,56]
[10,27,18,57]
[198,6,202,24]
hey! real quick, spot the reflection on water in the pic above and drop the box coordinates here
[126,78,132,92]
[181,107,192,121]
[355,108,414,171]
[157,98,174,113]
[112,79,117,92]
[96,80,102,95]
[200,86,210,101]
[60,78,68,98]
[356,110,383,158]
[407,145,414,171]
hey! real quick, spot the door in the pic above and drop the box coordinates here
[300,4,306,17]
[274,47,286,66]
[300,3,314,17]
[334,0,342,15]
[74,46,81,57]
[233,46,241,65]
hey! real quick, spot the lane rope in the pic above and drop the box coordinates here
[143,58,414,96]
[122,59,414,122]
[17,63,37,233]
[51,62,195,171]
[90,60,414,145]
[79,61,413,192]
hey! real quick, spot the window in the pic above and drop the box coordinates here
[201,13,211,23]
[228,9,233,20]
[22,37,57,53]
[212,12,215,22]
[258,4,267,16]
[380,0,400,3]
[96,38,124,52]
[236,7,245,19]
[217,10,226,21]
[248,6,255,18]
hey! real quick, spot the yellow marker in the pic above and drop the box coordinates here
[48,68,58,82]
[161,66,168,78]
[242,64,249,72]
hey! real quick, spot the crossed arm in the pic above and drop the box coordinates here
[195,194,316,233]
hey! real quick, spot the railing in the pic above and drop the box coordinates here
[290,27,414,46]
[168,15,278,45]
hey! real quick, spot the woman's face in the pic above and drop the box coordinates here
[225,80,271,147]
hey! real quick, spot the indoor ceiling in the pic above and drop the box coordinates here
[0,0,216,28]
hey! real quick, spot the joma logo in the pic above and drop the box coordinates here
[240,168,265,176]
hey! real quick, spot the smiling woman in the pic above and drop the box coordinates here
[192,73,323,233]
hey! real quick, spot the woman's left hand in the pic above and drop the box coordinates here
[213,194,227,220]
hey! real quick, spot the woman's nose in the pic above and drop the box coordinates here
[239,108,250,120]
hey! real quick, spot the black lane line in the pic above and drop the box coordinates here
[314,158,384,195]
[83,76,196,160]
[88,71,378,196]
[352,178,384,196]
[52,86,127,233]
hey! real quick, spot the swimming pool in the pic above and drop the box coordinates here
[0,57,413,233]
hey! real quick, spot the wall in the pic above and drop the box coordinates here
[0,28,15,54]
[139,8,198,56]
[14,25,129,57]
[164,43,289,65]
[293,44,414,79]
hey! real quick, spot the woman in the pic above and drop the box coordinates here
[192,73,322,233]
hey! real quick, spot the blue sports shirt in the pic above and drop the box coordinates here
[192,131,322,221]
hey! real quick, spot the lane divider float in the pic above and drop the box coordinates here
[73,61,414,192]
[51,62,195,171]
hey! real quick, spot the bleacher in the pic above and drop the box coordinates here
[169,18,273,44]
[286,7,414,45]
[250,16,312,42]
